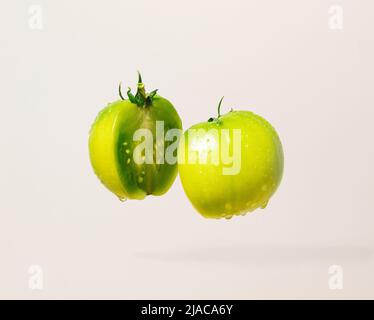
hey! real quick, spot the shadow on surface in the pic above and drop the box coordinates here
[133,246,374,265]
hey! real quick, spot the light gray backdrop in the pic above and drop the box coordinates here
[0,0,373,299]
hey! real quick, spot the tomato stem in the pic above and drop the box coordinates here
[136,71,146,103]
[207,97,225,122]
[120,72,158,107]
[217,96,224,118]
[118,82,125,100]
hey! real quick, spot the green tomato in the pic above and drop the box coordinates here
[178,98,283,219]
[89,73,182,201]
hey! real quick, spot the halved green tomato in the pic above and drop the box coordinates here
[89,73,182,200]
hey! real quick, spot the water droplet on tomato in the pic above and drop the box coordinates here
[260,200,269,209]
[250,202,258,209]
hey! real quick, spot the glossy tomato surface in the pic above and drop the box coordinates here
[178,110,283,219]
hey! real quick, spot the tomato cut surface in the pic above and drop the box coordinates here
[89,74,182,201]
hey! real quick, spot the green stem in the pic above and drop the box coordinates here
[136,73,147,104]
[120,72,158,107]
[137,70,142,83]
[118,82,125,100]
[217,96,224,118]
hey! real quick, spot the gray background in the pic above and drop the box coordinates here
[0,0,373,299]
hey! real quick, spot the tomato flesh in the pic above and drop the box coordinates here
[89,96,182,200]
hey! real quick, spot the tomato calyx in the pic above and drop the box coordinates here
[119,71,158,107]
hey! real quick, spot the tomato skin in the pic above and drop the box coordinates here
[178,110,283,219]
[89,95,182,201]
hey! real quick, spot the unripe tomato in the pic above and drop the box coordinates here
[89,73,182,200]
[178,98,283,219]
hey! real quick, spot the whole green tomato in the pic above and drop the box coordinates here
[89,73,182,201]
[178,98,283,219]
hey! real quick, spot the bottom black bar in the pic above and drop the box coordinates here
[0,300,372,318]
